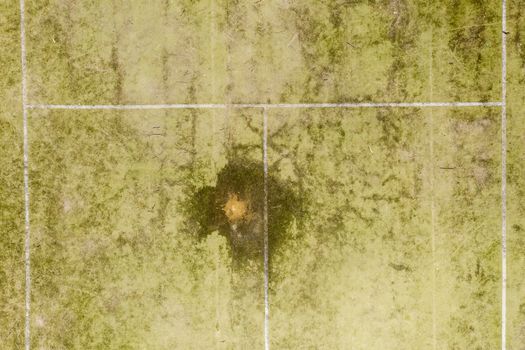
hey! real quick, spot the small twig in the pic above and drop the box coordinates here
[287,33,298,47]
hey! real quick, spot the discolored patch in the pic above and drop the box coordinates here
[184,157,304,263]
[223,193,250,223]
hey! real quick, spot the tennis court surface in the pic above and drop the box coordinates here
[1,0,524,349]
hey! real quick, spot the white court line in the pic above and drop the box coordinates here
[18,0,31,349]
[26,101,503,110]
[263,108,270,350]
[429,29,437,350]
[501,0,507,348]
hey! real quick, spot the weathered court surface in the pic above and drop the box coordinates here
[1,0,524,349]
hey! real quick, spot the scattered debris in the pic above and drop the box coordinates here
[389,262,412,272]
[287,33,298,47]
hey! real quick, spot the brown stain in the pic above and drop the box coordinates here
[185,158,304,262]
[223,192,249,223]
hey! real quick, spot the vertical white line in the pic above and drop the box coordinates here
[263,107,270,350]
[210,0,216,102]
[210,1,220,344]
[19,0,31,349]
[429,28,437,350]
[501,0,507,348]
[214,237,221,345]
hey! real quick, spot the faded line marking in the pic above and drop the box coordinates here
[210,0,216,102]
[263,107,270,350]
[214,238,221,345]
[429,28,437,350]
[27,101,503,111]
[501,0,507,348]
[19,0,31,348]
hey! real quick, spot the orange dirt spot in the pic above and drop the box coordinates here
[223,193,249,223]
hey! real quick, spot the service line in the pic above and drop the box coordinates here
[18,0,31,349]
[27,101,503,111]
[501,0,507,348]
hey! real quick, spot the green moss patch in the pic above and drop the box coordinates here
[185,157,305,263]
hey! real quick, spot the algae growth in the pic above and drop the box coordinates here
[185,158,304,262]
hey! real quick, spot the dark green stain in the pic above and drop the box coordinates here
[184,157,305,264]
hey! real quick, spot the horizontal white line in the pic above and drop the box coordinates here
[27,101,503,110]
